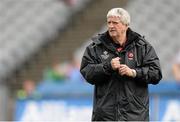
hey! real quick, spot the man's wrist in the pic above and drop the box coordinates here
[131,69,137,78]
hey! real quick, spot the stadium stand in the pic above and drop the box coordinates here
[0,0,69,80]
[0,0,94,120]
[0,0,95,81]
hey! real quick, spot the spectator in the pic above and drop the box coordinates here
[43,62,67,83]
[66,55,85,83]
[17,80,38,99]
[172,50,180,82]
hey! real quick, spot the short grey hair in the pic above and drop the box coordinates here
[107,8,130,26]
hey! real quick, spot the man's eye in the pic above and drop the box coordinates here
[113,22,118,24]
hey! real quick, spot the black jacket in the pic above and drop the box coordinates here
[80,28,162,121]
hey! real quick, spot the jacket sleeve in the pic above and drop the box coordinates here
[135,44,162,85]
[80,45,113,85]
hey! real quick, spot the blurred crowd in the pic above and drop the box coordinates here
[43,55,83,83]
[17,55,85,99]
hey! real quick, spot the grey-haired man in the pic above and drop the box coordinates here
[80,8,162,121]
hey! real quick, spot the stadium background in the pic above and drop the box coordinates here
[0,0,180,121]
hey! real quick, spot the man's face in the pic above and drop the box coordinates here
[107,16,128,38]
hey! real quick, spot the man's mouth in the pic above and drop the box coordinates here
[110,30,116,32]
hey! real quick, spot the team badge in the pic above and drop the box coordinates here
[128,52,134,60]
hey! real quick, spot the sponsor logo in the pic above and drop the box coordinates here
[101,51,109,60]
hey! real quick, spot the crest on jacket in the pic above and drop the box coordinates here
[128,52,134,60]
[101,51,109,60]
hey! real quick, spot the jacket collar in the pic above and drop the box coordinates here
[92,28,141,52]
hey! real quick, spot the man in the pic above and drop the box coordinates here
[80,8,162,121]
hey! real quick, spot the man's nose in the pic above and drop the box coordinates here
[109,23,114,28]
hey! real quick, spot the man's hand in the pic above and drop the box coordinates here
[118,64,136,77]
[111,57,121,70]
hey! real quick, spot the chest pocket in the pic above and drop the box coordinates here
[125,50,136,69]
[125,43,145,69]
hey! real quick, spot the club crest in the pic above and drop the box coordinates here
[128,52,134,60]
